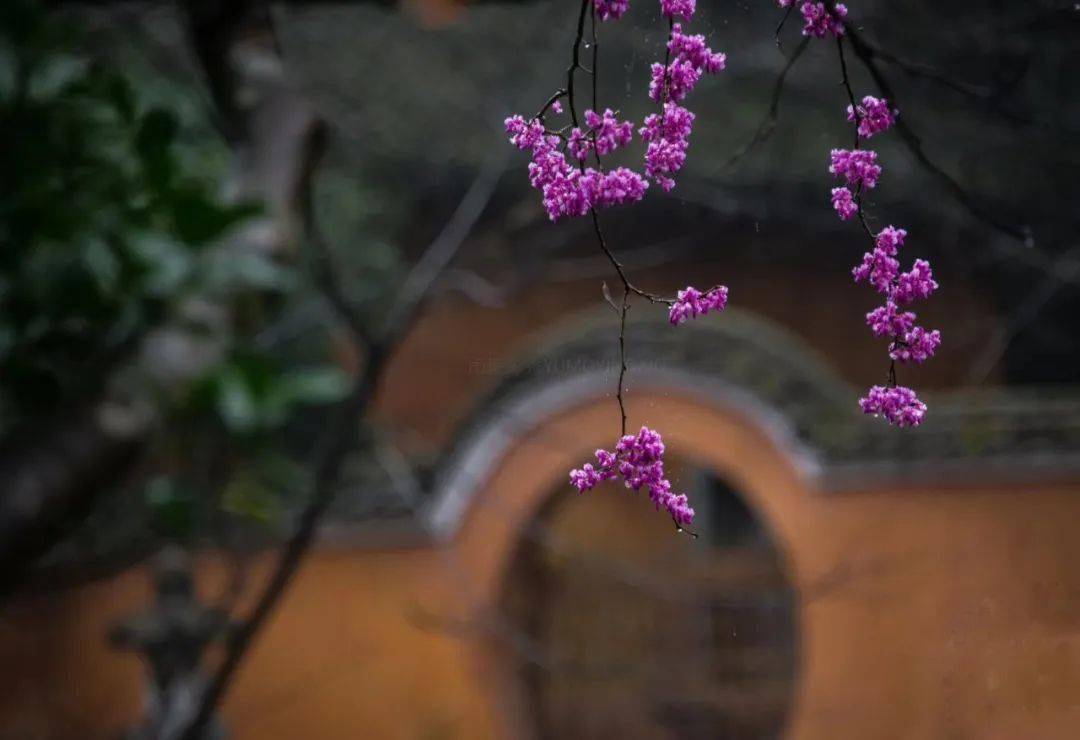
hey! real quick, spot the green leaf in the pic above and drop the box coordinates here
[206,249,293,291]
[129,232,193,296]
[82,237,119,293]
[221,470,280,524]
[281,367,350,405]
[216,366,259,433]
[172,186,260,246]
[144,476,195,538]
[135,108,178,189]
[105,74,135,125]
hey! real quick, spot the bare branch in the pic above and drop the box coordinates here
[384,148,509,341]
[718,36,809,173]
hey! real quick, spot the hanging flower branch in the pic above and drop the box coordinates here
[506,0,942,532]
[778,0,941,427]
[504,0,728,531]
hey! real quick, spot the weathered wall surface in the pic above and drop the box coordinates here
[3,393,1079,739]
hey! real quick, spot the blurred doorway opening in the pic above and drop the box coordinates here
[500,461,798,739]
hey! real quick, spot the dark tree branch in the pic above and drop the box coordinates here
[179,139,503,740]
[719,36,809,173]
[837,16,1033,245]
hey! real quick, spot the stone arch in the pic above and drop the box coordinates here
[426,308,857,545]
[422,309,857,737]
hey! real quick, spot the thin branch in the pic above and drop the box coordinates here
[384,149,508,341]
[719,36,809,172]
[180,132,505,740]
[856,36,1050,130]
[774,2,796,45]
[839,18,1033,245]
[965,247,1080,385]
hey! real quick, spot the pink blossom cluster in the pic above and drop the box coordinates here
[847,95,897,139]
[570,426,695,526]
[829,149,882,190]
[854,226,940,363]
[505,115,649,221]
[648,25,726,102]
[858,385,926,428]
[649,24,726,103]
[660,0,696,20]
[642,19,724,192]
[595,0,630,21]
[668,24,727,74]
[815,76,940,425]
[831,186,857,220]
[799,1,847,38]
[668,285,729,325]
[852,224,941,423]
[507,0,726,222]
[640,103,695,192]
[773,2,939,428]
[568,108,635,160]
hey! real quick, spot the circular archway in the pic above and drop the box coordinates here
[498,458,799,739]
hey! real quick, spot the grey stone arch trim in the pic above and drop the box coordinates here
[424,306,1080,541]
[423,308,864,541]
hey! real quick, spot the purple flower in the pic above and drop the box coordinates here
[830,148,882,189]
[875,225,907,255]
[894,259,938,305]
[584,167,650,210]
[650,24,726,104]
[852,246,900,294]
[801,1,847,38]
[640,103,695,191]
[584,108,635,155]
[567,128,592,161]
[831,186,857,220]
[847,95,898,139]
[668,23,726,74]
[669,285,729,326]
[505,115,548,153]
[508,111,649,221]
[570,426,695,526]
[866,301,916,338]
[890,326,941,364]
[649,60,701,103]
[595,0,631,21]
[660,0,696,21]
[859,385,927,427]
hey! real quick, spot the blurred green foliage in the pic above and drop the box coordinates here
[0,1,257,423]
[0,1,354,548]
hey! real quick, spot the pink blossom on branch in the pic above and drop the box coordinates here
[831,186,857,220]
[506,115,648,221]
[584,108,635,155]
[847,95,898,139]
[668,285,729,326]
[829,148,882,189]
[668,24,727,75]
[894,259,938,305]
[570,426,695,527]
[890,326,941,364]
[660,0,696,21]
[649,59,701,103]
[859,385,927,427]
[875,225,907,255]
[866,301,916,339]
[640,103,694,192]
[800,1,847,38]
[595,0,631,21]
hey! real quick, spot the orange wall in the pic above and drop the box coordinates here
[3,392,1079,739]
